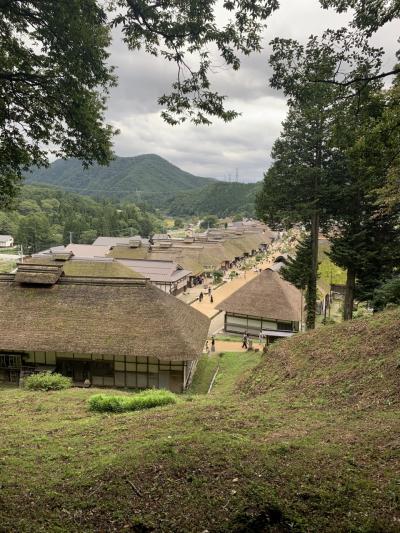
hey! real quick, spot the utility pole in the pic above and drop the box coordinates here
[69,231,73,244]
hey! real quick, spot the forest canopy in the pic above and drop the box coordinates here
[0,185,163,253]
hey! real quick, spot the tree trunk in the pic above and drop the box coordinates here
[343,267,356,320]
[306,210,319,330]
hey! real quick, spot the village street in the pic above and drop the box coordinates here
[185,252,280,350]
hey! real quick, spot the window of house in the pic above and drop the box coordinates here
[91,361,113,376]
[277,321,293,331]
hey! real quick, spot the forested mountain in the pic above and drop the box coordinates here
[0,185,163,253]
[162,181,261,217]
[25,154,215,200]
[24,154,260,217]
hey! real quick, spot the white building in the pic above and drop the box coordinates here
[0,235,14,248]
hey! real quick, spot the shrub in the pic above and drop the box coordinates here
[212,270,223,284]
[22,372,72,391]
[88,389,177,413]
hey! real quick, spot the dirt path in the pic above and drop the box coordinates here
[205,340,264,353]
[191,257,275,319]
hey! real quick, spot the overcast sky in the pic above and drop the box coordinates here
[105,0,397,182]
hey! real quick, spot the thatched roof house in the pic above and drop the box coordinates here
[217,268,302,341]
[109,230,271,279]
[0,263,209,391]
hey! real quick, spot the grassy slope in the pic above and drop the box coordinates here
[0,312,399,532]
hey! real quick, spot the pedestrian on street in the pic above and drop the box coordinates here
[210,294,214,303]
[211,336,216,352]
[242,333,248,349]
[199,291,203,302]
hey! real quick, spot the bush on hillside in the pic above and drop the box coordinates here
[22,372,72,391]
[88,389,177,413]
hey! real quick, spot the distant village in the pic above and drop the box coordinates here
[0,219,314,392]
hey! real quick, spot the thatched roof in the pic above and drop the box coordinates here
[0,275,210,361]
[62,260,144,279]
[24,256,144,280]
[217,268,302,322]
[109,231,271,276]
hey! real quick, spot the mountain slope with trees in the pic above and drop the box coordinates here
[0,185,163,253]
[25,154,216,199]
[162,181,261,217]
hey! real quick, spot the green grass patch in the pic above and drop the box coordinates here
[0,247,18,254]
[215,334,243,342]
[187,355,219,394]
[213,352,262,395]
[0,260,16,273]
[22,372,72,391]
[88,389,177,413]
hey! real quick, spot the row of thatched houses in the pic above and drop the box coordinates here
[0,222,273,389]
[38,223,271,294]
[0,221,304,389]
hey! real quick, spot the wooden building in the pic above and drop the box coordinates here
[217,267,302,342]
[0,262,209,392]
[116,259,191,295]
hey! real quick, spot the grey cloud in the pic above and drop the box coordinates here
[105,0,397,181]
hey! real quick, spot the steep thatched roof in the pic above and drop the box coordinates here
[0,274,209,361]
[217,268,302,322]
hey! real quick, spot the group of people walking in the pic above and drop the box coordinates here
[198,286,213,303]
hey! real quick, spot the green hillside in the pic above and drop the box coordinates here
[0,309,399,531]
[0,184,163,252]
[25,155,261,217]
[163,181,261,217]
[25,154,215,199]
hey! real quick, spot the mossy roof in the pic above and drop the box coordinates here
[217,268,302,322]
[63,260,143,279]
[24,257,144,279]
[0,275,209,361]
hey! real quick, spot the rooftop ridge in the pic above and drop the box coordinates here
[60,276,147,286]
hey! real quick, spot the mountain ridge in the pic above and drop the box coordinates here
[25,154,216,197]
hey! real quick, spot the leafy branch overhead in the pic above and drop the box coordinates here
[0,0,117,206]
[111,0,279,125]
